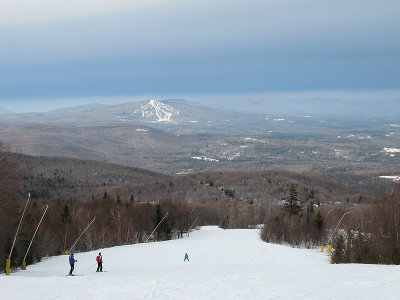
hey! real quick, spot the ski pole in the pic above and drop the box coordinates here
[88,263,97,270]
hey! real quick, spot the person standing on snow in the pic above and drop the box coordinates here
[69,251,77,275]
[96,252,103,272]
[184,253,189,262]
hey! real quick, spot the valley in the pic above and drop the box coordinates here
[0,101,399,175]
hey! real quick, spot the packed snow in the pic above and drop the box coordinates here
[1,226,399,299]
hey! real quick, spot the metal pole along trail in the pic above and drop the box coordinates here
[6,193,30,275]
[190,203,197,215]
[187,216,199,237]
[146,212,168,242]
[323,208,335,252]
[21,204,48,270]
[328,211,353,256]
[69,217,96,252]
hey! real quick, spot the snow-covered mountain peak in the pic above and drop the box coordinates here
[136,100,179,122]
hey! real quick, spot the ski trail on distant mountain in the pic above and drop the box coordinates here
[135,100,179,122]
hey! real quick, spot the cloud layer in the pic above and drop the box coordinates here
[0,0,399,100]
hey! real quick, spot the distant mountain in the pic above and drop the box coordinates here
[0,99,269,134]
[46,103,107,114]
[0,106,12,114]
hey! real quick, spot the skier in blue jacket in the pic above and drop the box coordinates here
[69,251,77,275]
[184,253,189,262]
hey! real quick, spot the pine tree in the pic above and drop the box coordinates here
[313,211,324,232]
[286,184,301,215]
[62,204,71,223]
[154,204,171,241]
[332,234,346,263]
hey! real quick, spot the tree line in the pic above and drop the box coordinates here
[261,184,400,264]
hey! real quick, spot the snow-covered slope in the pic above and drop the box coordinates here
[134,99,179,122]
[1,227,399,299]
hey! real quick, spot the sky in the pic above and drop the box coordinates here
[0,0,399,112]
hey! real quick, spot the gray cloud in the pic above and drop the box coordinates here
[0,0,399,99]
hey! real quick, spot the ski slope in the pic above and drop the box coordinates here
[1,226,399,299]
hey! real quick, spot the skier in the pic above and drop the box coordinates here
[69,251,77,275]
[96,252,103,272]
[184,253,189,262]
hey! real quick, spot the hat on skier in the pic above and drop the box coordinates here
[71,251,74,255]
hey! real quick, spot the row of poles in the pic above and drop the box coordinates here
[6,195,351,271]
[145,213,200,242]
[5,193,96,275]
[6,193,49,275]
[6,194,200,275]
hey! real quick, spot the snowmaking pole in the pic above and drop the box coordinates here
[146,212,168,243]
[187,216,199,237]
[323,208,335,252]
[21,204,48,270]
[190,203,197,215]
[6,193,30,275]
[328,211,353,261]
[68,217,96,253]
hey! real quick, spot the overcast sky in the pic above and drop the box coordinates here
[0,0,399,112]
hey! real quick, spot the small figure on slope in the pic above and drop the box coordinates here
[96,252,103,272]
[69,251,77,275]
[184,253,189,262]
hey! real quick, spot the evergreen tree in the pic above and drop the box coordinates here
[332,234,346,263]
[62,204,71,223]
[390,247,400,265]
[153,204,171,241]
[356,246,377,264]
[286,184,301,215]
[306,202,314,224]
[313,211,324,232]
